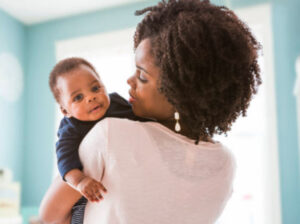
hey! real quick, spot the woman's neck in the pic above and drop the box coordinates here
[158,119,215,144]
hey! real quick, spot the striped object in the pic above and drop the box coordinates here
[71,197,87,224]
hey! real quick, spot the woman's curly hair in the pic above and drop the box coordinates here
[134,0,262,143]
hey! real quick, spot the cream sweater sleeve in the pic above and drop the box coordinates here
[78,118,108,182]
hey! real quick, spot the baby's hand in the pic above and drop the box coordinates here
[76,176,107,202]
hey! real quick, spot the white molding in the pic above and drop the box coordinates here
[0,0,145,25]
[55,28,136,60]
[236,4,281,224]
[294,56,300,146]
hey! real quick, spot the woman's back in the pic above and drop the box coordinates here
[80,118,236,224]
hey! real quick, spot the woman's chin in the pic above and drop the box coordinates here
[132,106,145,118]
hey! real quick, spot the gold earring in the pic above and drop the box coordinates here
[174,111,181,132]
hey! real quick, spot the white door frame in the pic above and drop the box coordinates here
[236,4,281,224]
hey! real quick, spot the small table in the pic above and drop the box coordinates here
[21,207,39,224]
[0,216,22,224]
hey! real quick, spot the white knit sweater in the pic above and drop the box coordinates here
[79,118,236,224]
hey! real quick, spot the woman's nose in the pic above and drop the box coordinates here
[127,75,136,88]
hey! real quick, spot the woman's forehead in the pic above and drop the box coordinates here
[135,39,161,78]
[135,39,152,62]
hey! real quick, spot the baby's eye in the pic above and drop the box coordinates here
[91,85,100,92]
[73,94,83,102]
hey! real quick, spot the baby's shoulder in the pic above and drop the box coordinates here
[57,117,80,136]
[109,92,130,107]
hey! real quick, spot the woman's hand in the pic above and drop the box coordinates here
[76,176,107,202]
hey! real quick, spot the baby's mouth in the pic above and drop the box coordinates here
[90,103,104,113]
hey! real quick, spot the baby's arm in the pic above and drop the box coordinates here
[65,169,107,202]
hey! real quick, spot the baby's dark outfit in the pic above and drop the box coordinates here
[55,92,149,224]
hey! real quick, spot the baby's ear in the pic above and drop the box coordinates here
[60,106,71,117]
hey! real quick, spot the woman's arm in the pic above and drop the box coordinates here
[39,176,82,224]
[39,120,109,224]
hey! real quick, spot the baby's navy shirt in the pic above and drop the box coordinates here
[56,92,149,180]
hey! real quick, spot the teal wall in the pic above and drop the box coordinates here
[0,9,26,183]
[271,0,300,223]
[1,0,300,223]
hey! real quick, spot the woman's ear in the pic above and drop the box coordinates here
[60,106,71,117]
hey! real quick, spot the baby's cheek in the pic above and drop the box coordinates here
[72,106,86,120]
[101,95,110,110]
[105,97,111,109]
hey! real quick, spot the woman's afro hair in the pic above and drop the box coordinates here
[134,0,262,143]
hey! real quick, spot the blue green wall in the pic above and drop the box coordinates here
[1,0,300,223]
[271,0,300,222]
[0,9,26,183]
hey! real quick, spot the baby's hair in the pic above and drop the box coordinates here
[134,0,262,143]
[49,57,99,103]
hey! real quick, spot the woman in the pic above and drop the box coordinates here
[40,0,261,223]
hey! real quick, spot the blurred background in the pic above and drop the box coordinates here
[0,0,299,223]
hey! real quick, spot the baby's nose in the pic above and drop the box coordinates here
[88,96,96,102]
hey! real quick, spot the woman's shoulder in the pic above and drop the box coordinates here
[88,117,145,139]
[93,117,142,129]
[91,118,236,163]
[107,119,236,167]
[217,143,236,175]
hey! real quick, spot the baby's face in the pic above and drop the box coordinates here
[57,64,110,121]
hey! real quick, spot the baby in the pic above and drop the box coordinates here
[49,57,148,204]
